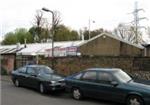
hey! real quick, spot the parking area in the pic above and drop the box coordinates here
[1,80,121,105]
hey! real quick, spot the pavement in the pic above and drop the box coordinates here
[0,75,11,82]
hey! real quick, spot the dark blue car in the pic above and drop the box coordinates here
[65,68,150,105]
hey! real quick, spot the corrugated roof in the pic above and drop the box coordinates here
[0,44,25,54]
[17,41,84,55]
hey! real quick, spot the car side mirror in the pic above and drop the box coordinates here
[111,81,118,87]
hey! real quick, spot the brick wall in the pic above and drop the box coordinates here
[79,35,142,56]
[39,56,150,80]
[1,55,15,74]
[14,55,150,79]
[79,36,120,56]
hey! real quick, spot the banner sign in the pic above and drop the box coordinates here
[45,46,79,57]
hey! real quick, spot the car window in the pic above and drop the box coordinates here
[18,67,26,73]
[98,72,113,84]
[114,70,132,83]
[27,67,36,75]
[82,71,97,81]
[73,73,83,79]
[39,67,53,74]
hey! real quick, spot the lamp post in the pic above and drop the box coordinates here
[42,7,54,69]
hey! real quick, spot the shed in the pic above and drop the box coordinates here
[79,33,144,56]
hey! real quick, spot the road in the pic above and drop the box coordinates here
[1,81,121,105]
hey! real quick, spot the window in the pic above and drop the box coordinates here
[73,73,83,79]
[98,72,113,84]
[114,70,132,83]
[82,71,96,81]
[27,67,36,75]
[39,67,53,74]
[18,67,26,73]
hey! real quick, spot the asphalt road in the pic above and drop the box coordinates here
[1,81,122,105]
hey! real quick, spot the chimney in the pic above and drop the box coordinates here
[16,43,21,51]
[24,38,27,48]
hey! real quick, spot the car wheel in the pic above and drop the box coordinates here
[39,83,46,94]
[14,79,20,87]
[126,95,144,105]
[72,88,83,100]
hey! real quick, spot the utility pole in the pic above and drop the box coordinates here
[88,18,95,40]
[131,1,147,44]
[88,19,91,40]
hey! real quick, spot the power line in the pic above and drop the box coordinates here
[131,1,148,44]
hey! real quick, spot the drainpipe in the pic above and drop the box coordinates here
[144,47,147,56]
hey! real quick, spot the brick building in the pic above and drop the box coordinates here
[79,33,144,56]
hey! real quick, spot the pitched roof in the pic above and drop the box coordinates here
[79,32,144,49]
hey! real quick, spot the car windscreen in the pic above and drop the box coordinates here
[114,70,132,83]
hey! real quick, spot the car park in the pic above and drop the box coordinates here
[11,65,65,93]
[65,68,150,105]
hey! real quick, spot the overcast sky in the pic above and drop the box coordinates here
[0,0,150,41]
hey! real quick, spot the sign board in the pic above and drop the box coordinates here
[45,46,79,57]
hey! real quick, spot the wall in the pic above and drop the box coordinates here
[79,36,120,56]
[38,56,150,80]
[120,42,142,56]
[1,54,15,74]
[146,47,150,56]
[79,35,142,56]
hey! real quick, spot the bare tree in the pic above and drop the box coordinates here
[53,11,61,27]
[32,10,62,43]
[114,23,126,39]
[33,10,45,42]
[42,10,62,41]
[34,10,45,27]
[113,23,143,44]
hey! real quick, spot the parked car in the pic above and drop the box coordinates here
[65,68,150,105]
[11,65,65,93]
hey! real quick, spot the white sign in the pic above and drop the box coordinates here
[45,46,79,57]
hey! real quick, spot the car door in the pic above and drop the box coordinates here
[96,71,124,101]
[78,71,98,97]
[17,67,28,86]
[26,67,39,88]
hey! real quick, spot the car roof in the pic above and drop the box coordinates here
[25,65,50,68]
[85,68,121,72]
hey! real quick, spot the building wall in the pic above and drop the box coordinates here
[147,48,150,56]
[1,55,15,74]
[79,35,142,56]
[146,47,150,56]
[120,42,142,56]
[79,36,120,56]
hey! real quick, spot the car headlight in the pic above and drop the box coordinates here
[51,81,56,84]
